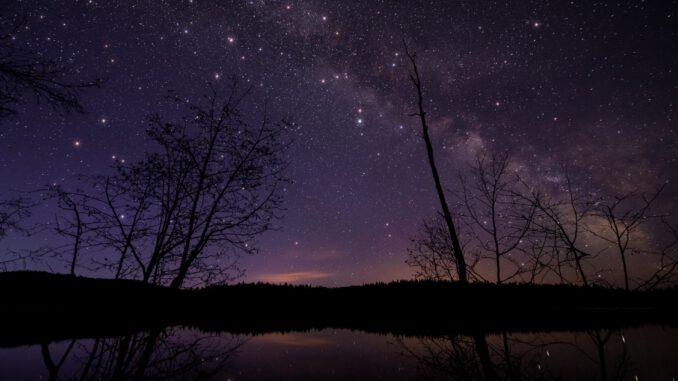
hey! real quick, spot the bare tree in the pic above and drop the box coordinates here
[590,185,665,290]
[37,85,291,287]
[48,186,89,276]
[636,217,678,289]
[518,226,563,285]
[0,196,36,271]
[406,216,476,281]
[406,151,540,284]
[15,185,105,276]
[520,172,598,286]
[405,152,676,288]
[404,42,468,283]
[0,19,100,118]
[0,196,31,241]
[458,151,536,284]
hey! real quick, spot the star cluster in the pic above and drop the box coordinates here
[0,1,676,285]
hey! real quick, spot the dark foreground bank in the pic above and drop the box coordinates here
[1,271,677,347]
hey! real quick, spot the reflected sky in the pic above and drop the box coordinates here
[1,326,677,380]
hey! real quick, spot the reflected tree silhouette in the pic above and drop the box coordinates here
[12,325,666,381]
[395,329,631,381]
[38,328,245,380]
[396,334,484,380]
[41,339,76,381]
[574,329,629,381]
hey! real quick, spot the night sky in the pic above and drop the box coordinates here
[1,1,677,285]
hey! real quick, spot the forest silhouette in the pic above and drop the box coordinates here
[1,271,676,348]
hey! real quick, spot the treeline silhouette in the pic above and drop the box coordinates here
[2,271,677,347]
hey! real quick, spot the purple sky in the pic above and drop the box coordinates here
[1,1,676,285]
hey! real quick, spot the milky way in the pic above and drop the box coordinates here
[1,1,676,285]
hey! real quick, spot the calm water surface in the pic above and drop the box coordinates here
[0,325,676,380]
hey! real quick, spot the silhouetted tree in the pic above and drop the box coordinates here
[0,197,36,271]
[589,185,665,290]
[458,151,536,284]
[47,186,91,276]
[15,185,103,275]
[518,226,562,284]
[406,148,677,288]
[637,217,678,289]
[406,216,478,281]
[121,88,289,288]
[39,85,291,287]
[31,180,156,279]
[0,196,31,241]
[519,172,599,286]
[406,151,540,284]
[404,42,468,283]
[0,19,100,118]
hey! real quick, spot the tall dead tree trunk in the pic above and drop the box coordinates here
[404,43,468,283]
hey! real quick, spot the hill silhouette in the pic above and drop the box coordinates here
[1,271,677,347]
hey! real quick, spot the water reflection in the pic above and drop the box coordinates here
[1,326,676,380]
[397,329,640,381]
[37,328,244,381]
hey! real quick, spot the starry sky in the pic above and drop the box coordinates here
[1,1,677,286]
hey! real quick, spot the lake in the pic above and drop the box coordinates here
[1,325,676,380]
